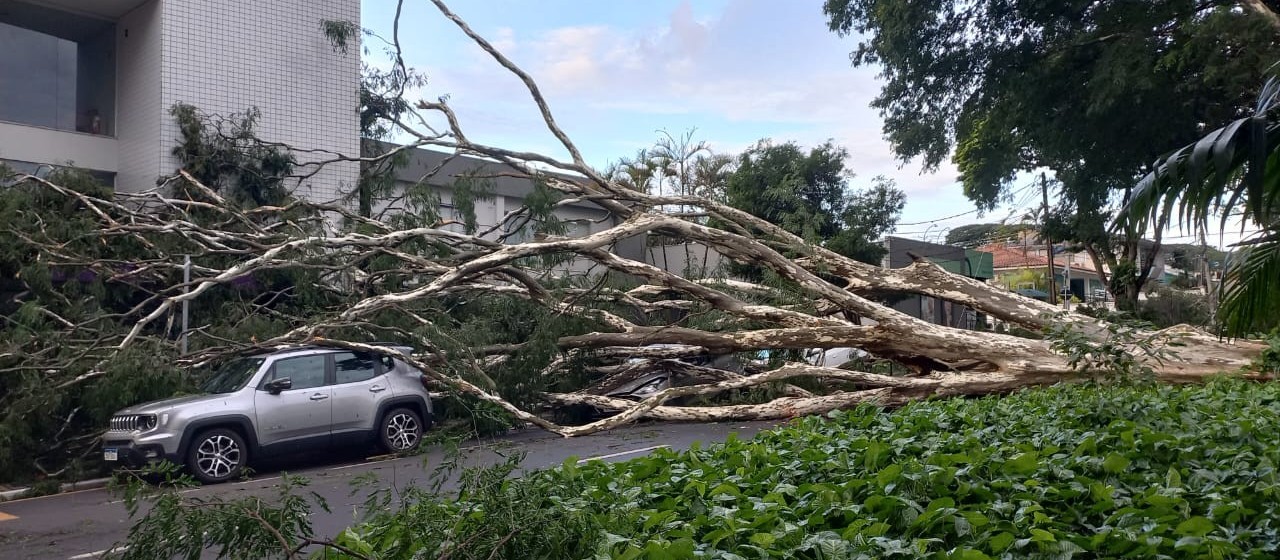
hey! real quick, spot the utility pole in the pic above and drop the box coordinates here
[181,255,191,356]
[1041,174,1056,304]
[1064,253,1072,312]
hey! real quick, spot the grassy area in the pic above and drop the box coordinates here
[333,379,1280,559]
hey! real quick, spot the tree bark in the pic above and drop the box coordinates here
[6,0,1269,460]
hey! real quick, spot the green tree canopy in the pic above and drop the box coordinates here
[724,140,905,264]
[824,0,1280,307]
[945,223,1032,247]
[1126,71,1280,335]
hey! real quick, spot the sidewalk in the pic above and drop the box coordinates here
[0,477,112,502]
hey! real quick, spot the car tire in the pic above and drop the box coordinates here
[380,407,424,453]
[187,428,247,484]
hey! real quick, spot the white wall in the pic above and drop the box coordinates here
[157,0,360,202]
[0,121,118,172]
[114,0,162,191]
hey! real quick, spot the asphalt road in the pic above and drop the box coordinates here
[0,420,781,560]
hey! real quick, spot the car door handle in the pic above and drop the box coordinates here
[309,393,329,401]
[369,385,386,393]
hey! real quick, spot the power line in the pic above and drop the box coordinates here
[896,208,981,227]
[895,180,1038,228]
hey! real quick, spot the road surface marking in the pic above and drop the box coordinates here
[68,546,126,559]
[231,475,281,486]
[577,445,668,463]
[0,511,16,521]
[332,462,377,471]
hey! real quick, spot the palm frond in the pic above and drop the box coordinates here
[1218,231,1280,336]
[1125,75,1280,236]
[1120,72,1280,337]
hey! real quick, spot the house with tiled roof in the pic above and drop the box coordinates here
[979,242,1107,302]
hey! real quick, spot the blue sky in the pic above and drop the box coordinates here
[359,0,1228,247]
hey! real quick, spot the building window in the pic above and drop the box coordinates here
[0,2,116,135]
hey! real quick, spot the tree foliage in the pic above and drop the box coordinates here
[824,0,1280,307]
[605,130,734,204]
[1127,71,1280,335]
[0,0,1265,491]
[169,104,296,208]
[723,140,905,265]
[945,222,1031,247]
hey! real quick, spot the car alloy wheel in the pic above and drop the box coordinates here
[384,410,421,451]
[194,433,242,480]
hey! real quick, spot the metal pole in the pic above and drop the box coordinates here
[181,255,190,355]
[1040,174,1056,305]
[1064,254,1072,311]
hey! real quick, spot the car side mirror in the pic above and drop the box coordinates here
[265,377,292,394]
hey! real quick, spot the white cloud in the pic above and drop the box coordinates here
[395,0,983,226]
[508,1,958,194]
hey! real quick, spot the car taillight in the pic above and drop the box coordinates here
[419,374,431,390]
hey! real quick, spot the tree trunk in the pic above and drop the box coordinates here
[5,0,1269,460]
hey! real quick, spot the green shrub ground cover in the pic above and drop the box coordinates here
[333,379,1280,559]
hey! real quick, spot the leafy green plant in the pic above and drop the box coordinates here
[1253,329,1280,375]
[1044,313,1175,382]
[116,464,330,560]
[169,103,296,208]
[117,380,1280,559]
[1134,286,1212,329]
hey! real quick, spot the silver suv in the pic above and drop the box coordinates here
[102,345,434,483]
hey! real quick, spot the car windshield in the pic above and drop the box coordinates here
[199,357,266,394]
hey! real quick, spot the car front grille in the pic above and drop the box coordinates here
[109,414,155,432]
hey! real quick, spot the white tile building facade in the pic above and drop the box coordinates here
[1,0,360,201]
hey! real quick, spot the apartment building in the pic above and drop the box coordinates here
[0,0,360,201]
[0,0,717,278]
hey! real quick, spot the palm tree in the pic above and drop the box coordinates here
[1126,75,1280,336]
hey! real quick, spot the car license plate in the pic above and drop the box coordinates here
[103,448,118,462]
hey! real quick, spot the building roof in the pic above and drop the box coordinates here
[981,244,1050,269]
[371,142,609,212]
[979,243,1104,277]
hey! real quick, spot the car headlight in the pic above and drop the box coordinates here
[110,414,159,432]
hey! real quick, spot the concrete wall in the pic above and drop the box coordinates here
[113,0,162,191]
[155,0,360,201]
[0,121,117,172]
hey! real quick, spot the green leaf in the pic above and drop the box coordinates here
[1176,516,1217,538]
[926,497,956,512]
[876,463,904,487]
[989,532,1016,551]
[1102,453,1131,474]
[955,549,993,560]
[1004,452,1039,475]
[1029,528,1057,543]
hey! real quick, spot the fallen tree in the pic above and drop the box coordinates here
[0,0,1267,480]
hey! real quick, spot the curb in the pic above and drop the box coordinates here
[0,477,112,502]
